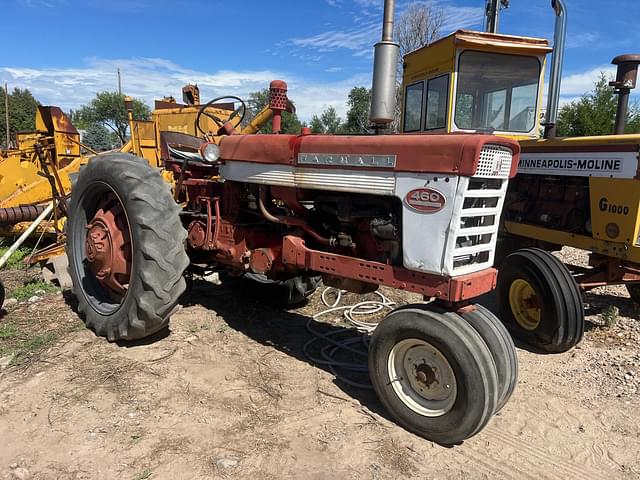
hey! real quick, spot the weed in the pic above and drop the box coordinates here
[132,469,152,480]
[11,280,59,301]
[599,305,619,329]
[8,332,57,366]
[0,246,31,269]
[0,322,18,339]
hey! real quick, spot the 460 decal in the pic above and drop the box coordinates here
[405,188,446,213]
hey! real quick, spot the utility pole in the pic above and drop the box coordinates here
[117,68,122,95]
[4,82,9,148]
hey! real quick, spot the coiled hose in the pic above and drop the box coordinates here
[303,287,396,389]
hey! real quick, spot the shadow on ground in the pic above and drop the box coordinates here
[180,279,388,419]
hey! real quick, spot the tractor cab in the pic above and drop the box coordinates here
[401,30,551,140]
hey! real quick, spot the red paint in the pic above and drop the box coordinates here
[218,133,520,177]
[281,236,497,302]
[405,188,446,213]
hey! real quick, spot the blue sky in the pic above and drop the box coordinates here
[1,0,638,121]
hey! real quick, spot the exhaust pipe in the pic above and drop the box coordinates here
[485,0,501,33]
[369,0,400,131]
[610,54,640,135]
[543,0,567,138]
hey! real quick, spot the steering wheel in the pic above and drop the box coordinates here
[195,95,247,136]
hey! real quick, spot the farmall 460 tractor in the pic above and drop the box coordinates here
[66,0,520,444]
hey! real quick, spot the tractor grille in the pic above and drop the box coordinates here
[476,144,513,178]
[448,147,512,275]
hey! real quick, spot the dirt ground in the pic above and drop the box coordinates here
[1,249,640,479]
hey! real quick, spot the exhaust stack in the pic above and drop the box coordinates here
[610,54,640,135]
[369,0,400,131]
[485,0,501,33]
[543,0,567,138]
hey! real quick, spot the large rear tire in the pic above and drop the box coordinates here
[497,248,584,353]
[66,153,189,341]
[368,306,499,445]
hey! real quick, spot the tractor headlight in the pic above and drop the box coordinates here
[201,143,221,164]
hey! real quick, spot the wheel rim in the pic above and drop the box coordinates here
[85,193,131,301]
[70,182,132,315]
[387,338,457,417]
[508,279,541,331]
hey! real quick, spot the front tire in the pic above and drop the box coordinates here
[460,304,518,413]
[368,306,499,445]
[66,153,190,341]
[497,248,584,353]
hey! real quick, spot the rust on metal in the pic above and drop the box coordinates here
[610,54,640,134]
[85,194,131,300]
[0,205,47,224]
[281,235,498,302]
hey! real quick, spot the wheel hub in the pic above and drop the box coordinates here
[388,339,457,417]
[509,279,541,331]
[85,194,131,300]
[415,363,438,388]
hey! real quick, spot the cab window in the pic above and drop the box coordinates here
[454,50,540,133]
[404,81,424,132]
[425,75,449,130]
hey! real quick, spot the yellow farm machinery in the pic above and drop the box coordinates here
[399,0,640,352]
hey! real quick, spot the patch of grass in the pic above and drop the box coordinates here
[11,280,59,301]
[599,305,619,329]
[9,332,57,366]
[0,246,31,269]
[0,322,18,339]
[0,320,58,367]
[132,469,152,480]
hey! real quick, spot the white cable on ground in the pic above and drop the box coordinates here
[303,287,397,389]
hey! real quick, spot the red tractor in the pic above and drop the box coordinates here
[66,0,520,444]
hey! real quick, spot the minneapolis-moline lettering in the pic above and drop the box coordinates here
[519,158,621,172]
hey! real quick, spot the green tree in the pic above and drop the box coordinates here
[320,106,342,134]
[342,87,372,134]
[74,91,150,146]
[309,106,342,134]
[557,73,640,136]
[246,89,303,134]
[0,87,40,148]
[309,115,326,134]
[82,123,114,152]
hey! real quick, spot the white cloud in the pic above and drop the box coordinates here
[566,32,599,49]
[0,57,369,122]
[560,65,616,96]
[288,1,483,57]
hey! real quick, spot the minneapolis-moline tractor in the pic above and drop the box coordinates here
[65,0,521,444]
[400,0,640,353]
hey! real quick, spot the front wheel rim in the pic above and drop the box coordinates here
[387,338,457,417]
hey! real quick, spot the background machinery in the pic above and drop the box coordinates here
[65,0,521,444]
[399,0,640,353]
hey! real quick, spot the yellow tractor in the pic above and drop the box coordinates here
[399,0,640,352]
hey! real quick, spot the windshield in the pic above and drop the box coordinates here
[454,51,540,133]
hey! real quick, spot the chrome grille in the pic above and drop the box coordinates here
[476,145,513,178]
[450,177,507,275]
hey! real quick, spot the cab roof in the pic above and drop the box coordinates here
[404,29,552,59]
